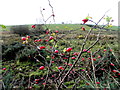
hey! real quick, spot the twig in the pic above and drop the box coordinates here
[106,41,120,64]
[56,52,70,83]
[57,14,106,89]
[90,51,97,88]
[48,0,55,23]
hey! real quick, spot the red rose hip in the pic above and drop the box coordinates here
[39,66,45,70]
[82,27,85,31]
[2,68,6,70]
[21,37,26,41]
[71,57,76,59]
[66,48,72,52]
[54,50,59,53]
[31,25,36,28]
[82,19,88,24]
[49,36,54,40]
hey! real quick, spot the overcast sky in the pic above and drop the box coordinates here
[0,0,119,25]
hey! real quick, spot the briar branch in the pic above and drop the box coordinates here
[57,14,106,89]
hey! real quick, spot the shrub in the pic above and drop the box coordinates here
[10,25,31,36]
[15,46,37,62]
[2,70,14,89]
[31,24,45,36]
[2,8,119,89]
[2,42,25,61]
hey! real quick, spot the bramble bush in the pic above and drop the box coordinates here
[10,25,30,36]
[2,2,120,90]
[30,24,45,35]
[2,42,25,61]
[10,24,45,36]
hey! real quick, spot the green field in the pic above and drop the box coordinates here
[1,24,119,89]
[2,24,118,31]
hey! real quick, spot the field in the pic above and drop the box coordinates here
[1,24,120,89]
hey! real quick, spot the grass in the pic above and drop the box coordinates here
[2,24,118,31]
[41,24,118,31]
[2,24,119,89]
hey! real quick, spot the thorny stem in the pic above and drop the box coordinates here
[48,0,55,23]
[56,52,70,82]
[72,71,95,89]
[40,7,46,24]
[28,43,54,72]
[104,70,120,86]
[57,15,106,89]
[43,67,50,89]
[86,28,101,51]
[106,41,119,64]
[90,52,97,88]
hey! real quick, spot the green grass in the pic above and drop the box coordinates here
[2,24,119,89]
[3,24,118,31]
[44,24,118,31]
[45,24,87,30]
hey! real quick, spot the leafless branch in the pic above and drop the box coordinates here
[48,0,55,23]
[57,14,106,89]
